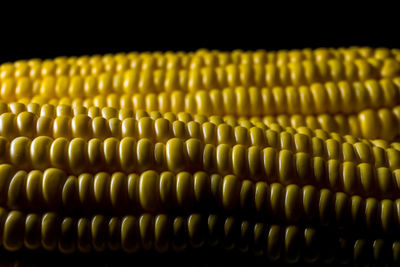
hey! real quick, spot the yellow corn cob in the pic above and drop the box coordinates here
[2,60,400,96]
[2,47,399,81]
[2,49,400,265]
[2,133,400,197]
[3,70,400,141]
[6,75,400,109]
[39,103,400,142]
[0,109,395,151]
[1,164,400,234]
[1,107,400,200]
[8,95,400,141]
[1,209,310,256]
[2,69,400,105]
[3,102,400,151]
[28,101,394,145]
[1,207,400,265]
[6,79,400,139]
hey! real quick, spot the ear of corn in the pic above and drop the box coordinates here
[5,87,400,140]
[6,77,400,113]
[0,102,399,149]
[1,207,400,264]
[1,48,400,264]
[2,134,400,198]
[2,47,400,84]
[0,165,400,234]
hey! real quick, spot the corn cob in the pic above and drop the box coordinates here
[4,109,400,184]
[4,47,396,74]
[2,62,400,99]
[16,77,400,111]
[5,96,400,141]
[5,77,400,141]
[1,165,400,234]
[3,72,400,110]
[2,49,400,265]
[1,108,398,153]
[37,102,400,145]
[1,209,310,257]
[2,208,400,265]
[7,82,400,141]
[23,105,400,142]
[2,47,399,81]
[2,101,400,150]
[3,113,400,198]
[2,133,400,190]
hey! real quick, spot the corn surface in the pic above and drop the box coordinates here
[1,48,400,265]
[1,208,394,263]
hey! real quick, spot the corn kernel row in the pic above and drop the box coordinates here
[3,103,397,147]
[0,103,369,144]
[5,102,400,149]
[5,106,400,157]
[3,135,400,197]
[4,114,400,184]
[7,97,400,142]
[2,208,399,264]
[2,47,399,81]
[9,47,400,71]
[189,47,400,64]
[16,88,400,137]
[9,76,400,114]
[3,133,400,174]
[2,66,400,104]
[20,60,395,90]
[0,209,310,258]
[25,102,399,146]
[17,103,400,149]
[0,111,385,151]
[11,100,400,142]
[2,165,400,232]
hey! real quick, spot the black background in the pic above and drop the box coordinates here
[0,9,398,63]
